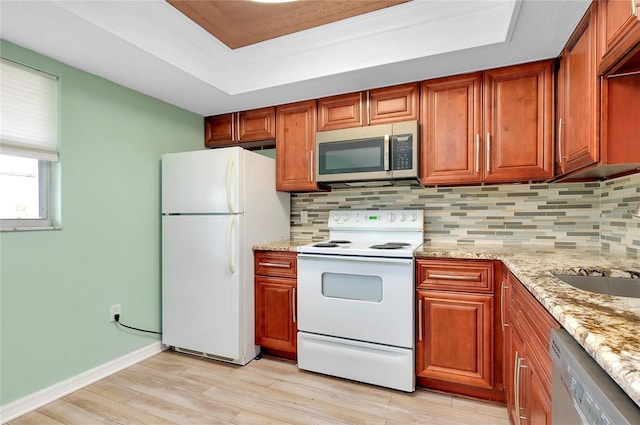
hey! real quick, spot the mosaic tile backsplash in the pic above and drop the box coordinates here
[290,173,640,258]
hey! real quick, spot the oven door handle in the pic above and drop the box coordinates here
[297,253,413,266]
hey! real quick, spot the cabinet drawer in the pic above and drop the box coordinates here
[416,259,494,293]
[255,251,297,278]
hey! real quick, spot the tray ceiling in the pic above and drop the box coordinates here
[167,0,409,49]
[0,1,591,116]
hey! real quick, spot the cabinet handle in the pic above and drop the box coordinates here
[383,135,390,171]
[310,150,314,182]
[359,92,364,126]
[514,354,528,424]
[366,91,371,125]
[292,288,297,323]
[500,280,509,331]
[418,299,423,341]
[514,352,522,425]
[258,262,291,268]
[428,273,478,281]
[558,118,564,162]
[236,113,241,142]
[475,134,480,173]
[486,133,491,172]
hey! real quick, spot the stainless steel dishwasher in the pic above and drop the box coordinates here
[549,329,640,425]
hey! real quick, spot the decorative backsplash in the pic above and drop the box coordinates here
[290,173,640,258]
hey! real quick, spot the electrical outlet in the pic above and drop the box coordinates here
[300,210,308,223]
[110,304,121,322]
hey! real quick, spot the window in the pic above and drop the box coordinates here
[0,58,58,229]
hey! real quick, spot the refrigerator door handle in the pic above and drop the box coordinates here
[226,155,236,213]
[227,215,236,274]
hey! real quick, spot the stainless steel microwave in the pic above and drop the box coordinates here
[315,120,419,187]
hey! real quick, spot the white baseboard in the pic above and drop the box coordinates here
[0,342,166,423]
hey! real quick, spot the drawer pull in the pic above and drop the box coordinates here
[429,273,478,281]
[258,262,291,268]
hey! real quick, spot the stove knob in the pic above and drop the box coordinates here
[399,213,407,222]
[387,213,396,222]
[410,213,418,222]
[333,214,340,222]
[342,214,349,222]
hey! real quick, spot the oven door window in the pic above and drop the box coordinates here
[321,272,382,302]
[318,138,385,175]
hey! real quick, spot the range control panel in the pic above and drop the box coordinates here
[328,209,423,231]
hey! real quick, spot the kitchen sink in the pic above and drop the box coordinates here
[554,274,640,298]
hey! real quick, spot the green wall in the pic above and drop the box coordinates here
[0,40,204,405]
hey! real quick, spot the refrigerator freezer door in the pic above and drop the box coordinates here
[162,147,243,214]
[162,214,242,360]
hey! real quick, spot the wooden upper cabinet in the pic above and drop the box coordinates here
[238,107,276,143]
[420,73,483,185]
[368,83,420,125]
[317,92,363,131]
[205,107,276,147]
[276,100,322,192]
[317,83,419,131]
[483,61,554,183]
[421,61,554,186]
[599,0,640,73]
[556,5,600,176]
[205,113,235,147]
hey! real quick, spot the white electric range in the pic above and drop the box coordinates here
[296,209,424,392]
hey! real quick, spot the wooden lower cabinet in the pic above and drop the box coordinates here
[416,259,504,401]
[505,271,559,425]
[254,251,297,360]
[417,291,494,389]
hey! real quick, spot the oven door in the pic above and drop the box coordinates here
[297,253,414,348]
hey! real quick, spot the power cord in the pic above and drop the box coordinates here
[114,314,162,335]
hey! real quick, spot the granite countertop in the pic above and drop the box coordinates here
[254,240,640,407]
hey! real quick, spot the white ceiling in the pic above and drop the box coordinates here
[0,0,591,117]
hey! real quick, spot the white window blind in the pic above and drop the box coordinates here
[0,58,59,161]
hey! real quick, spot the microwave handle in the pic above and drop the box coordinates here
[384,135,390,171]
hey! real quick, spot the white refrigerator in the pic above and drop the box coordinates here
[161,147,290,365]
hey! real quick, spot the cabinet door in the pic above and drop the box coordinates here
[368,83,419,125]
[602,0,640,53]
[420,73,483,185]
[255,276,297,357]
[238,107,276,143]
[528,356,553,425]
[276,100,320,192]
[557,6,600,175]
[416,291,494,389]
[317,92,363,131]
[205,113,236,147]
[483,61,554,183]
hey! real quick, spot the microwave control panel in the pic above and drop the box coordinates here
[391,134,413,170]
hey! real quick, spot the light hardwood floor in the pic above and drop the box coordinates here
[9,350,510,425]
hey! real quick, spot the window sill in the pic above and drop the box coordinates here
[0,226,62,232]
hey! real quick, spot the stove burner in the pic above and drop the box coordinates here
[329,240,351,244]
[313,242,339,248]
[370,243,408,250]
